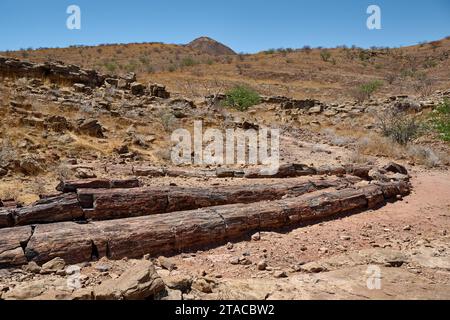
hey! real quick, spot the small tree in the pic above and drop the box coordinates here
[320,50,332,62]
[224,86,261,111]
[353,80,383,102]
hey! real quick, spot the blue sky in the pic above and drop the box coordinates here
[0,0,449,53]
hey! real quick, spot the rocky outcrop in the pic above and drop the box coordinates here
[77,119,105,138]
[0,57,105,87]
[0,56,137,89]
[148,83,170,99]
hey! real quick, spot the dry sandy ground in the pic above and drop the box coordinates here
[158,169,450,299]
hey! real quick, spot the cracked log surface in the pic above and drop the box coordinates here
[0,226,33,267]
[79,176,359,221]
[56,178,140,193]
[0,180,410,267]
[0,176,360,228]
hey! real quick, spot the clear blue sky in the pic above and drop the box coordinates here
[1,0,449,53]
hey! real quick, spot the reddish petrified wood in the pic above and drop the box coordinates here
[78,177,359,221]
[0,226,32,267]
[56,178,140,193]
[17,181,410,267]
[13,194,84,226]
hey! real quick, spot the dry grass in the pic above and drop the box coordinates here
[3,37,449,101]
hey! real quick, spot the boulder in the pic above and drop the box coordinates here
[19,157,43,175]
[78,119,105,138]
[383,162,408,175]
[45,115,73,132]
[130,82,145,96]
[149,83,170,99]
[41,257,66,274]
[94,260,165,300]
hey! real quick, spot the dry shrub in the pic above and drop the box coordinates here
[56,163,72,181]
[0,185,19,201]
[407,146,443,168]
[357,135,403,158]
[347,150,370,164]
[377,110,422,145]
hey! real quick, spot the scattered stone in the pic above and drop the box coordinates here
[239,257,252,266]
[94,260,164,300]
[41,257,66,274]
[251,232,261,241]
[257,260,268,271]
[300,262,327,273]
[19,157,43,175]
[78,119,105,138]
[383,162,408,175]
[274,271,288,278]
[75,168,97,179]
[95,264,111,272]
[130,82,145,96]
[22,261,41,274]
[191,278,213,294]
[149,83,170,99]
[161,274,192,293]
[158,256,177,271]
[161,288,183,300]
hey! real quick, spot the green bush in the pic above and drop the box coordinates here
[224,86,261,111]
[430,98,450,141]
[361,80,383,98]
[104,61,117,73]
[181,56,197,67]
[320,50,331,62]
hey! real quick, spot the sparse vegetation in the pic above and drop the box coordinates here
[430,98,450,141]
[378,110,422,145]
[181,56,197,67]
[320,50,331,62]
[352,80,383,102]
[224,85,261,111]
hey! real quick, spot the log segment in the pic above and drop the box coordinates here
[4,180,409,267]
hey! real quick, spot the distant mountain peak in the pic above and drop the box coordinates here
[186,37,236,55]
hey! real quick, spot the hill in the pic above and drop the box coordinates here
[2,37,449,101]
[186,36,236,55]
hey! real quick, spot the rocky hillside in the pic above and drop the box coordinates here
[2,37,450,101]
[186,37,236,55]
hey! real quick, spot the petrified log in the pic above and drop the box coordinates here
[17,180,410,266]
[0,226,32,267]
[78,176,359,221]
[244,164,317,178]
[56,178,140,193]
[0,209,13,228]
[243,163,375,180]
[0,176,357,228]
[12,194,84,226]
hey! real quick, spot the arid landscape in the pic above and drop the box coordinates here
[0,35,449,301]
